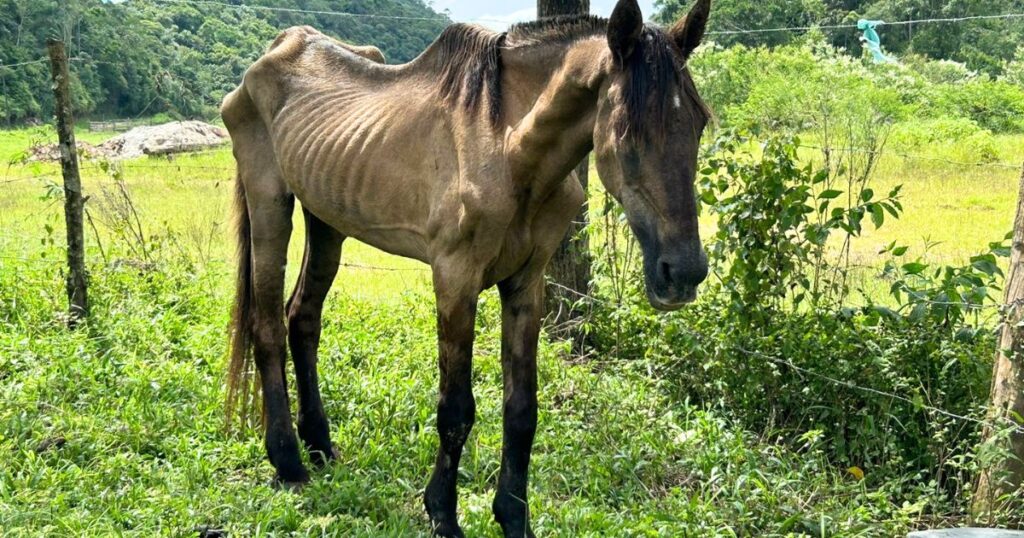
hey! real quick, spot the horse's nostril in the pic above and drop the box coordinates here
[659,262,673,283]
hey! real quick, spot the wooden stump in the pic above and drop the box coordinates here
[973,165,1024,519]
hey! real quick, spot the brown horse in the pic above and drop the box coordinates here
[221,0,712,535]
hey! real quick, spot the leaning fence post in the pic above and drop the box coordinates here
[973,163,1024,520]
[46,39,89,326]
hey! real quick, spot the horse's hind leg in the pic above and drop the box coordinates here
[287,209,345,466]
[247,178,307,485]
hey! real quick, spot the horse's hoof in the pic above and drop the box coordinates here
[272,479,307,492]
[430,521,466,538]
[499,525,535,538]
[309,446,340,468]
[271,473,309,492]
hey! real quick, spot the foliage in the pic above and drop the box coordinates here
[585,129,1018,527]
[0,147,934,536]
[655,0,828,48]
[876,236,1010,329]
[0,0,448,123]
[699,133,903,319]
[689,37,1024,137]
[656,0,1024,76]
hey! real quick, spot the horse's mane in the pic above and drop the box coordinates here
[433,15,711,139]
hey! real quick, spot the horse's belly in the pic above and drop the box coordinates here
[294,181,432,263]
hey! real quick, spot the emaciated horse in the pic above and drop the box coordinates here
[221,0,712,535]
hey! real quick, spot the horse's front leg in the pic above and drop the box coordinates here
[425,264,481,538]
[493,272,543,538]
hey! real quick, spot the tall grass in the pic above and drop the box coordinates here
[0,124,1020,534]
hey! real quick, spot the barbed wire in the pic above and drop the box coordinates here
[339,262,428,273]
[146,0,525,26]
[734,344,1024,435]
[139,0,1024,33]
[0,251,427,275]
[0,173,57,185]
[150,0,451,22]
[708,12,1024,36]
[798,144,1023,170]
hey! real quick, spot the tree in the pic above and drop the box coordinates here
[653,0,1024,75]
[538,0,593,350]
[654,0,827,48]
[973,166,1024,520]
[0,0,449,124]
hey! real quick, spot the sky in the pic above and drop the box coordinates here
[430,1,660,30]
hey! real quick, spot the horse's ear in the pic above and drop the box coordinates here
[607,0,644,66]
[670,0,711,60]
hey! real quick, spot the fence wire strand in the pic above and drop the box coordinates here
[709,12,1024,36]
[735,344,1024,435]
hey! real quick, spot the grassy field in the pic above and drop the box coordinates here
[0,125,1021,536]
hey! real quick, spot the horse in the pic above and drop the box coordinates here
[220,0,712,535]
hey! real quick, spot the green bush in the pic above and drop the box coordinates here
[934,78,1024,133]
[1004,47,1024,87]
[690,39,1024,137]
[586,131,1006,520]
[889,118,985,149]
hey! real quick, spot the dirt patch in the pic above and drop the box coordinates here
[100,121,228,159]
[29,121,229,162]
[27,141,111,162]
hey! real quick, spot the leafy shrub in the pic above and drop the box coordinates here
[889,118,985,149]
[586,131,1002,519]
[934,78,1024,133]
[889,118,1001,162]
[1003,47,1024,87]
[962,131,1002,163]
[699,133,902,317]
[901,55,978,85]
[690,39,1024,136]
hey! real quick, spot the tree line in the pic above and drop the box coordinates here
[655,0,1024,75]
[2,0,1022,125]
[0,0,448,124]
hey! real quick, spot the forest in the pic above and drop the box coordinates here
[0,0,449,123]
[3,0,1024,124]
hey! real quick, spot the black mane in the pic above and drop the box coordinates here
[433,15,710,137]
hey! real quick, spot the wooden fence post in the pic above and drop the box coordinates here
[47,39,89,326]
[974,163,1024,519]
[539,0,593,352]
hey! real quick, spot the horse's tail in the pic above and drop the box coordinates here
[225,170,257,431]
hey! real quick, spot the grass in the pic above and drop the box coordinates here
[0,125,1021,535]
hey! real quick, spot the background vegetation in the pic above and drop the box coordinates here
[2,0,1024,535]
[656,0,1024,75]
[0,0,448,123]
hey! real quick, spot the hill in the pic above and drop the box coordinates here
[0,0,450,123]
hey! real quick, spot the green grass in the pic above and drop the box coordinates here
[0,127,1020,535]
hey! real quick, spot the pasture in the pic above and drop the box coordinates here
[0,123,1020,535]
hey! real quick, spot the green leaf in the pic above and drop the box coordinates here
[902,262,928,275]
[870,204,885,229]
[819,189,843,200]
[860,188,874,202]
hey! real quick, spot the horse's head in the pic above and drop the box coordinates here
[593,0,712,311]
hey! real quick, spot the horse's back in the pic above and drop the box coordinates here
[223,27,385,130]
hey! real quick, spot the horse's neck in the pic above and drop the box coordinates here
[503,38,607,196]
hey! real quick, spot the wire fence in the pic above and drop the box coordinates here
[546,281,1023,436]
[708,12,1024,36]
[3,1,1023,445]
